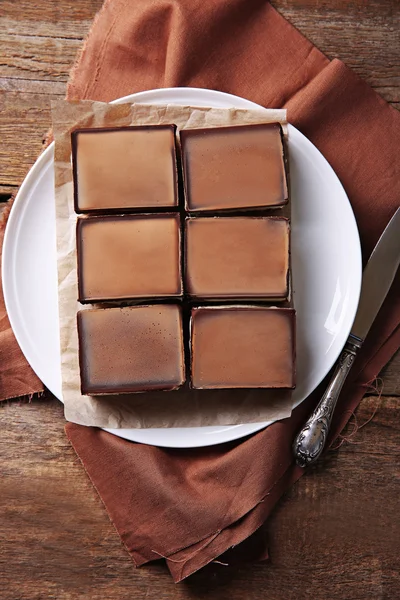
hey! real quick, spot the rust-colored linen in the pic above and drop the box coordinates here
[2,0,400,582]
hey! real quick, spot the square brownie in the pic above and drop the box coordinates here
[181,123,287,212]
[77,304,185,395]
[77,213,182,302]
[190,306,295,389]
[185,216,289,299]
[72,125,178,212]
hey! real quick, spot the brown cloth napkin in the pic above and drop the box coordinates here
[2,0,399,582]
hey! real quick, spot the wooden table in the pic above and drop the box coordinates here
[1,2,399,598]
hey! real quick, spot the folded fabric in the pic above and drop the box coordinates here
[2,0,399,582]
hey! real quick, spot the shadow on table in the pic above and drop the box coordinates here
[182,524,270,594]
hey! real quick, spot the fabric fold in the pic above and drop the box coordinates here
[1,0,399,583]
[286,59,400,259]
[67,0,330,106]
[63,0,400,581]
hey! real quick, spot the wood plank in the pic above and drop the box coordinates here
[2,0,398,38]
[1,1,399,98]
[274,2,400,100]
[0,91,62,187]
[0,33,82,82]
[0,185,18,200]
[0,77,65,95]
[379,349,400,396]
[0,395,398,599]
[1,0,103,38]
[0,0,399,187]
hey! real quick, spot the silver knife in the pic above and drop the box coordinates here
[293,207,400,467]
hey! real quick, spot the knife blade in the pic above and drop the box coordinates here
[293,206,400,467]
[351,206,400,342]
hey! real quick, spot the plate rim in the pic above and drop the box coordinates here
[2,87,362,447]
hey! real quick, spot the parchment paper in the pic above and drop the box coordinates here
[52,100,293,428]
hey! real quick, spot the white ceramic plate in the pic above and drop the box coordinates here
[2,88,361,448]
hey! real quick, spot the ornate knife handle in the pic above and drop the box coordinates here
[293,335,363,467]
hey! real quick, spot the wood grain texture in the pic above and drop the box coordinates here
[0,0,399,598]
[0,91,60,188]
[0,0,399,186]
[379,350,400,396]
[0,396,398,600]
[275,0,400,102]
